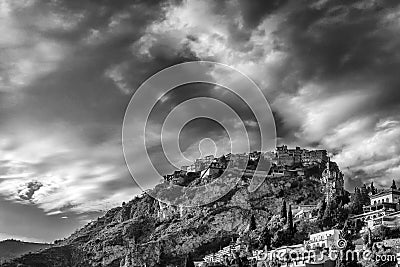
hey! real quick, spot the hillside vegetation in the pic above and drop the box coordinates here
[1,174,325,267]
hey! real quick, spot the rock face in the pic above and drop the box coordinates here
[1,174,324,267]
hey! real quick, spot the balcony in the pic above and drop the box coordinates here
[363,202,397,213]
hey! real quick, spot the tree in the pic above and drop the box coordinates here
[391,180,397,190]
[373,225,400,241]
[293,220,320,245]
[271,229,291,248]
[155,240,166,266]
[249,214,257,231]
[340,188,351,205]
[317,200,327,220]
[280,200,287,223]
[184,253,195,267]
[361,184,370,205]
[350,187,363,214]
[287,205,294,233]
[370,182,377,195]
[334,202,350,229]
[322,200,333,229]
[367,228,374,249]
[259,226,271,250]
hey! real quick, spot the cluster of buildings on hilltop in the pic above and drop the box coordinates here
[179,152,252,174]
[168,145,332,179]
[162,145,345,207]
[163,152,260,184]
[265,145,329,167]
[176,145,329,176]
[181,145,329,172]
[349,185,400,231]
[180,155,217,173]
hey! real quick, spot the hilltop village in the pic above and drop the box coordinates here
[161,146,400,267]
[164,145,344,204]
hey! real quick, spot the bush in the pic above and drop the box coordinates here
[372,226,400,241]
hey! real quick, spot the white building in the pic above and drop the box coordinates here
[367,211,400,229]
[180,165,189,171]
[293,205,317,221]
[350,208,394,228]
[348,188,400,232]
[254,229,342,267]
[370,189,400,205]
[306,229,341,249]
[204,155,215,162]
[203,243,246,263]
[187,164,196,172]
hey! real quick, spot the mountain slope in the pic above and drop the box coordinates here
[0,240,51,263]
[1,174,324,267]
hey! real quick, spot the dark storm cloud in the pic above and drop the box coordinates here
[238,0,288,28]
[265,0,400,186]
[143,82,264,175]
[210,0,288,29]
[141,0,400,187]
[272,1,400,119]
[274,0,400,99]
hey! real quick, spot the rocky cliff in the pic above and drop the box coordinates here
[1,172,325,267]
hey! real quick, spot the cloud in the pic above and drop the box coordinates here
[236,0,288,29]
[17,181,43,201]
[0,0,174,219]
[266,0,400,187]
[331,118,400,187]
[47,210,62,216]
[0,0,70,92]
[133,0,400,189]
[0,120,138,215]
[104,64,131,94]
[1,0,400,243]
[272,83,374,144]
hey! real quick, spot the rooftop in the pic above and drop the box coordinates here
[309,229,340,237]
[370,189,400,199]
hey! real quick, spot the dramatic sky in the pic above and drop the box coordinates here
[1,0,400,242]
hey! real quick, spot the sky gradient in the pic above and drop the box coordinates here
[1,0,400,242]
